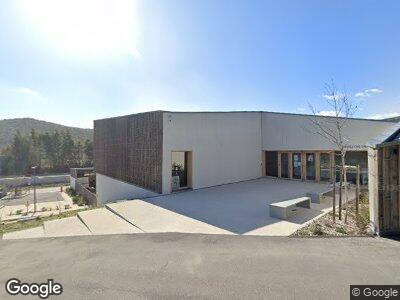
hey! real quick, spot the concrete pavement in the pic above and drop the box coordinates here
[0,234,399,299]
[78,208,143,235]
[107,200,232,234]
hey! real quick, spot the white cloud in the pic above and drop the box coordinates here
[322,93,345,100]
[297,107,306,113]
[14,87,43,98]
[317,110,343,117]
[355,88,383,98]
[367,112,400,120]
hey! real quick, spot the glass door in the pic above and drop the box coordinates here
[292,153,302,179]
[281,153,289,178]
[320,153,331,182]
[306,153,315,180]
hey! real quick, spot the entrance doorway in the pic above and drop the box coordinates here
[292,153,302,179]
[171,151,192,191]
[320,153,331,182]
[306,153,316,180]
[281,153,289,178]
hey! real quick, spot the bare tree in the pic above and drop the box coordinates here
[307,80,358,222]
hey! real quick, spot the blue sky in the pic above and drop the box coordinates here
[0,0,399,128]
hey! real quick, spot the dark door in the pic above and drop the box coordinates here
[266,151,278,177]
[281,153,289,178]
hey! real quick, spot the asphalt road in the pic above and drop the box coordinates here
[0,234,399,299]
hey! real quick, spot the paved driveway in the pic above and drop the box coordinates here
[0,187,64,207]
[0,234,398,299]
[111,177,339,236]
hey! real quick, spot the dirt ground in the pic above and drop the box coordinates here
[292,192,370,237]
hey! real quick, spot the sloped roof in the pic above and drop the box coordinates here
[367,122,400,147]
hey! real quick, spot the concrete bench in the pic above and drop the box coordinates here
[306,189,332,204]
[269,197,311,220]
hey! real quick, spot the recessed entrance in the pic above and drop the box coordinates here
[171,151,192,191]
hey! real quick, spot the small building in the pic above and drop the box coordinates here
[368,123,400,236]
[93,111,396,204]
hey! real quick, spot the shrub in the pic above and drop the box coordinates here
[312,224,324,235]
[15,209,23,215]
[64,204,71,210]
[72,195,86,206]
[66,187,77,197]
[335,226,347,235]
[41,207,48,212]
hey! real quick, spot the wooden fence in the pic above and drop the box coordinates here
[75,181,97,206]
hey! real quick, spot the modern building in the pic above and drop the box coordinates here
[93,111,397,203]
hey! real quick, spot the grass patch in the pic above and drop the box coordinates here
[0,208,91,235]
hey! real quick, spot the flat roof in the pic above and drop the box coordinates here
[95,110,398,124]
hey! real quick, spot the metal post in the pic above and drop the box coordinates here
[32,166,37,213]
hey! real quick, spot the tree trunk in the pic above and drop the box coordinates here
[332,164,336,222]
[339,167,343,220]
[344,167,349,223]
[356,165,360,216]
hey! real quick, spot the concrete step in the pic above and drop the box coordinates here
[78,208,143,235]
[44,216,91,237]
[106,200,232,234]
[2,226,45,240]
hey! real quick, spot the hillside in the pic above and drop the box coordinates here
[0,118,93,150]
[384,116,400,123]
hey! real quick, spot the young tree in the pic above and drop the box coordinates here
[84,139,93,165]
[308,80,358,222]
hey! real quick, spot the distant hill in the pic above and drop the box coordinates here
[0,118,93,150]
[384,116,400,123]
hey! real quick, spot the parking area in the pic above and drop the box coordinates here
[111,177,344,236]
[0,186,79,222]
[0,187,65,207]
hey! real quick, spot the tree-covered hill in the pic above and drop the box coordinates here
[0,118,92,150]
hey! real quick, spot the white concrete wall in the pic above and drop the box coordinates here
[0,174,69,187]
[96,173,158,204]
[70,176,76,190]
[162,112,262,194]
[261,112,396,151]
[368,147,379,233]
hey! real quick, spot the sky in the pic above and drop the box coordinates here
[0,0,399,128]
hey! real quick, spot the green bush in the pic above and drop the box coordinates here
[15,209,23,215]
[335,226,347,235]
[66,187,77,197]
[41,207,48,212]
[64,204,71,210]
[72,195,85,206]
